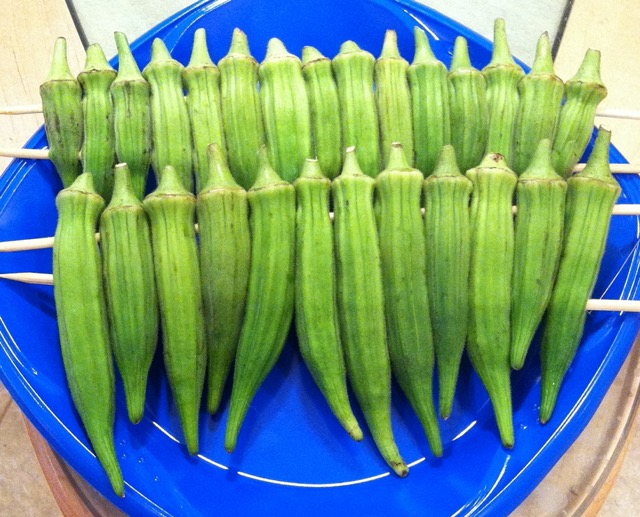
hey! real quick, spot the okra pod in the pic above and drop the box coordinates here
[482,19,524,165]
[40,37,83,188]
[333,41,380,177]
[512,32,564,175]
[449,36,488,172]
[376,143,441,456]
[184,29,226,193]
[219,29,265,189]
[375,31,413,167]
[100,164,158,424]
[143,165,206,454]
[111,32,152,200]
[333,147,408,477]
[53,173,123,496]
[408,27,451,176]
[540,127,620,423]
[302,46,342,179]
[197,144,251,415]
[225,147,295,453]
[142,39,194,191]
[466,152,517,448]
[511,139,566,370]
[78,44,117,200]
[552,49,607,177]
[424,144,472,419]
[294,159,363,441]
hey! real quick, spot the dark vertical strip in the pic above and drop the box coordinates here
[552,0,575,58]
[64,0,90,49]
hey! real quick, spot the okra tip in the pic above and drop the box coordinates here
[580,126,618,184]
[150,38,175,64]
[379,30,401,60]
[113,32,144,82]
[227,28,251,56]
[107,163,140,207]
[384,142,411,171]
[83,43,114,73]
[301,46,326,66]
[187,28,215,69]
[450,36,472,72]
[44,37,74,82]
[338,40,362,54]
[152,165,192,196]
[412,27,437,64]
[570,48,604,86]
[58,172,105,207]
[531,32,555,75]
[477,151,509,170]
[298,158,326,181]
[202,143,240,191]
[340,146,367,177]
[431,144,462,177]
[487,18,516,67]
[251,146,286,189]
[265,37,293,60]
[519,139,562,180]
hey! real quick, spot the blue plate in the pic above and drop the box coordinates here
[1,0,639,515]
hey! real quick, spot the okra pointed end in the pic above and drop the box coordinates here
[531,32,555,75]
[478,152,509,170]
[390,460,409,478]
[108,164,140,207]
[519,139,562,180]
[339,40,362,54]
[188,28,215,68]
[340,147,367,177]
[227,28,251,56]
[488,18,516,67]
[379,30,401,59]
[412,27,437,64]
[298,158,326,180]
[202,143,240,191]
[450,36,472,72]
[114,32,144,82]
[150,38,174,63]
[265,37,292,60]
[44,37,75,82]
[302,46,326,66]
[579,126,619,184]
[431,145,462,177]
[570,48,604,85]
[83,43,114,73]
[68,172,98,194]
[153,165,191,196]
[384,142,411,171]
[252,146,285,189]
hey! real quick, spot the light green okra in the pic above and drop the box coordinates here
[143,165,206,454]
[142,39,194,191]
[376,143,441,457]
[197,144,251,415]
[333,41,380,177]
[302,46,343,180]
[111,32,152,200]
[540,127,620,423]
[511,139,566,370]
[53,173,123,496]
[219,29,265,189]
[512,32,564,175]
[78,44,117,200]
[424,144,472,419]
[184,29,226,193]
[100,164,158,424]
[40,37,83,188]
[408,27,451,177]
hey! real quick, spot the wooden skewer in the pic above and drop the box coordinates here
[0,104,43,115]
[595,108,640,121]
[0,273,53,285]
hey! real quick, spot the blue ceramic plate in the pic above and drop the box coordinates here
[1,0,639,515]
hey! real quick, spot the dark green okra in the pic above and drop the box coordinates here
[408,27,451,177]
[294,159,363,441]
[219,29,265,190]
[424,145,472,419]
[449,36,488,173]
[333,147,408,477]
[78,44,117,200]
[511,140,566,370]
[302,46,343,180]
[540,127,620,423]
[40,37,83,188]
[466,152,517,448]
[512,32,564,175]
[184,29,226,193]
[552,49,607,177]
[375,31,413,167]
[333,41,380,177]
[100,164,158,424]
[143,165,206,454]
[225,148,295,453]
[197,144,251,415]
[482,18,524,165]
[111,32,152,200]
[259,38,312,183]
[142,39,194,191]
[53,173,123,496]
[376,143,442,457]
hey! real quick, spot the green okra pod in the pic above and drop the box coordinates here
[197,144,251,415]
[466,152,517,448]
[53,173,123,496]
[510,140,566,370]
[225,147,295,453]
[333,41,380,177]
[142,39,194,191]
[100,164,158,424]
[333,147,408,477]
[40,37,83,188]
[302,46,343,180]
[449,36,488,172]
[219,28,265,189]
[552,49,607,177]
[143,165,206,454]
[376,143,441,456]
[78,44,117,200]
[423,144,472,419]
[540,127,620,423]
[294,159,363,441]
[184,29,226,193]
[111,32,152,200]
[408,27,451,176]
[512,32,564,175]
[482,19,524,165]
[375,31,413,167]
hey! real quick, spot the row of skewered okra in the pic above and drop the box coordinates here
[44,19,618,496]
